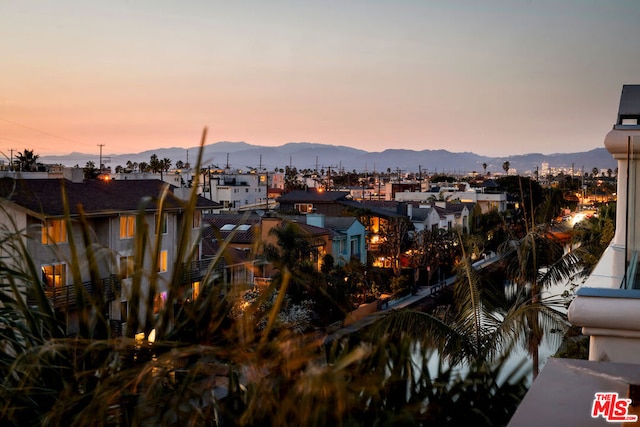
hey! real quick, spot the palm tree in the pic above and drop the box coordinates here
[483,162,488,176]
[149,154,161,174]
[83,160,98,179]
[162,157,172,172]
[502,161,510,175]
[498,220,580,378]
[15,149,39,171]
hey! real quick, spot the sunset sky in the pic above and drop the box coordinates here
[1,0,638,159]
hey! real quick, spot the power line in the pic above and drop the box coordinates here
[0,135,26,144]
[0,117,90,147]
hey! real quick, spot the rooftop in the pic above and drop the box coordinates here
[0,178,220,217]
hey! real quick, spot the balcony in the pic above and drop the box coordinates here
[180,258,216,284]
[30,274,121,310]
[568,84,640,364]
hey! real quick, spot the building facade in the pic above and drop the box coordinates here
[0,178,220,336]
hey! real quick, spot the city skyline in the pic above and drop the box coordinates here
[1,1,638,158]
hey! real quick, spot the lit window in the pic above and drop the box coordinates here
[192,282,200,300]
[155,213,168,235]
[295,203,313,214]
[192,210,202,228]
[119,255,135,279]
[42,219,67,245]
[157,250,168,273]
[153,291,167,314]
[42,263,66,288]
[120,215,135,239]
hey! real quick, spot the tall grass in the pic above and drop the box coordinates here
[0,130,528,426]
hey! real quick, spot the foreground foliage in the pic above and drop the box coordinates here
[1,134,531,426]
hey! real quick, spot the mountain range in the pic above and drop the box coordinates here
[40,142,617,176]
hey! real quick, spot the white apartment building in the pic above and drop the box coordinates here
[201,170,268,210]
[394,183,507,214]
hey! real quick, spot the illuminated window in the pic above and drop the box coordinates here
[42,263,66,288]
[153,291,167,314]
[294,203,313,214]
[157,250,168,273]
[119,255,135,279]
[155,213,168,235]
[192,282,200,300]
[42,219,67,245]
[192,210,202,228]
[120,215,135,239]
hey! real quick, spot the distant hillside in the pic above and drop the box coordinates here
[41,142,617,175]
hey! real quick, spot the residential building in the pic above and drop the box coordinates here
[383,181,422,201]
[260,216,331,274]
[408,202,472,234]
[201,213,263,288]
[277,189,352,216]
[339,200,413,270]
[394,182,507,214]
[201,169,268,210]
[300,213,367,266]
[0,177,221,336]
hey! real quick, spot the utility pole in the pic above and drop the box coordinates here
[209,165,213,200]
[98,144,105,171]
[265,170,269,209]
[8,148,16,171]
